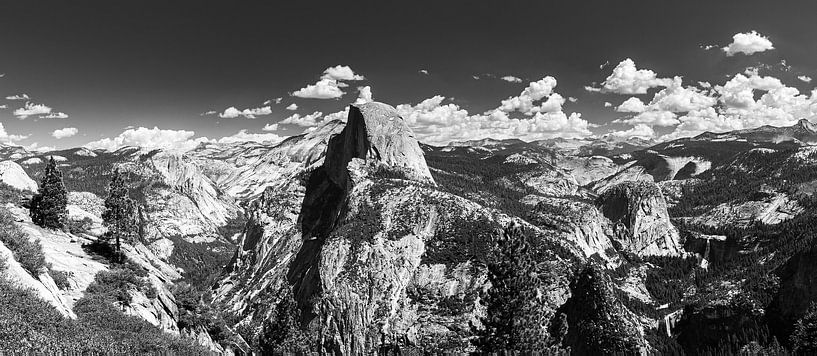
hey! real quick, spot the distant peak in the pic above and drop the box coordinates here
[798,118,817,133]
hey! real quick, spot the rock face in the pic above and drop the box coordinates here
[0,160,38,191]
[595,181,684,256]
[323,102,434,187]
[216,102,578,354]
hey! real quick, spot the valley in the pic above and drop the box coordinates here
[2,102,817,354]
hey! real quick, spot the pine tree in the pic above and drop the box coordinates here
[792,303,817,355]
[29,156,68,229]
[102,170,139,262]
[474,223,551,353]
[259,287,312,354]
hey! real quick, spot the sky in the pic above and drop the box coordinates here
[1,0,817,150]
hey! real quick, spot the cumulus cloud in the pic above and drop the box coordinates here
[217,130,284,144]
[354,86,373,105]
[84,127,209,152]
[396,93,592,145]
[599,58,672,94]
[286,103,298,111]
[647,77,717,112]
[200,110,217,116]
[320,65,365,81]
[568,97,578,103]
[497,77,563,114]
[605,124,656,139]
[604,102,612,107]
[661,71,817,140]
[5,94,29,100]
[501,76,523,83]
[292,78,344,99]
[263,97,283,105]
[722,31,774,56]
[623,110,680,127]
[42,112,69,119]
[52,127,78,139]
[799,75,813,83]
[13,102,52,119]
[262,123,279,131]
[616,97,647,113]
[0,123,29,143]
[0,105,6,109]
[419,69,429,75]
[280,111,324,127]
[218,105,272,119]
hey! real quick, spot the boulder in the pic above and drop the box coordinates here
[0,160,38,191]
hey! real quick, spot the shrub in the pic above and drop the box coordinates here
[49,269,72,290]
[0,277,209,354]
[67,217,94,235]
[84,261,156,304]
[0,209,48,275]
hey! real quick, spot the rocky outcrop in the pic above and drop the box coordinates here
[0,160,38,191]
[595,181,684,256]
[216,102,578,354]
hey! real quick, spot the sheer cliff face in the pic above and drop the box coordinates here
[216,102,576,353]
[596,181,684,257]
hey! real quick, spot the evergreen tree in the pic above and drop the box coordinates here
[102,170,139,262]
[29,156,68,229]
[474,223,551,353]
[259,287,312,354]
[792,303,817,355]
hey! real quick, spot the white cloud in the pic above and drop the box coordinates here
[605,124,656,139]
[472,75,480,80]
[218,105,272,119]
[52,127,78,139]
[604,102,612,107]
[568,97,578,103]
[0,123,29,143]
[0,105,6,109]
[5,94,29,100]
[280,111,324,127]
[501,76,523,83]
[722,31,774,56]
[84,127,209,152]
[623,110,679,127]
[13,102,52,119]
[217,130,284,144]
[262,123,279,131]
[397,94,591,145]
[286,103,298,110]
[799,75,812,83]
[200,110,217,116]
[320,65,365,81]
[41,112,68,119]
[291,78,344,99]
[647,77,717,112]
[616,97,647,113]
[263,97,283,105]
[497,76,561,114]
[354,86,373,105]
[600,58,672,94]
[419,69,429,75]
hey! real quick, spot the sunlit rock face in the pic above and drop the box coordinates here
[596,181,684,257]
[216,102,578,354]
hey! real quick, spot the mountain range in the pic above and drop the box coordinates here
[2,102,817,354]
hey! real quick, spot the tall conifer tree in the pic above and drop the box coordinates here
[102,170,139,262]
[29,157,68,229]
[474,223,551,352]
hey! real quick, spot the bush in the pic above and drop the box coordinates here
[49,269,72,290]
[84,261,156,304]
[0,277,208,354]
[67,217,94,235]
[0,209,48,275]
